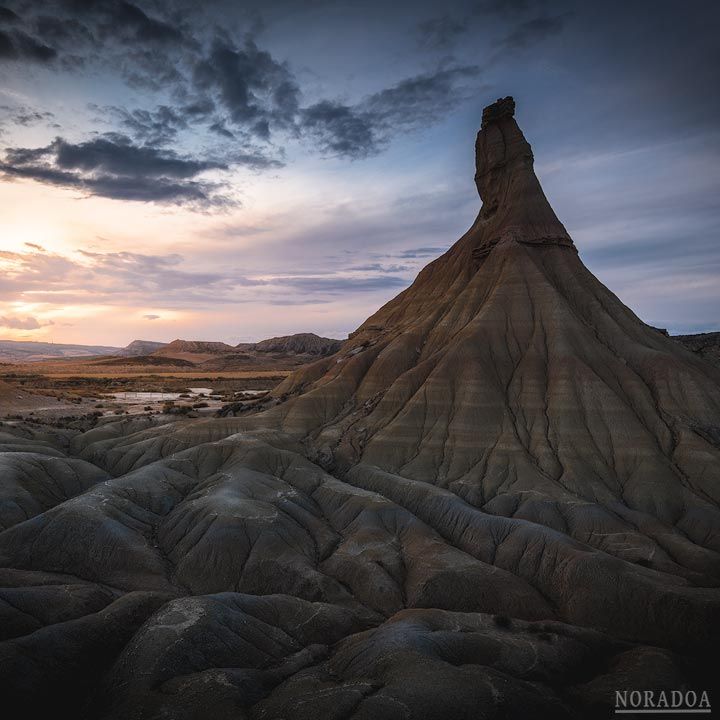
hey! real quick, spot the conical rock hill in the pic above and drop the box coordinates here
[1,97,719,718]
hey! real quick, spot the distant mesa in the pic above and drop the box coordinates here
[151,339,237,360]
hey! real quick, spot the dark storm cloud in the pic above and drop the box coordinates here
[34,14,93,43]
[193,36,300,138]
[301,65,480,158]
[300,101,375,157]
[0,1,490,172]
[0,1,190,82]
[49,136,224,177]
[0,134,231,205]
[42,0,187,48]
[0,6,19,23]
[0,1,489,162]
[0,28,57,62]
[112,1,185,45]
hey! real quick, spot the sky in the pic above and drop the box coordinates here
[0,0,718,346]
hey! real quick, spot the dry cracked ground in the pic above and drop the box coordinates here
[1,97,719,719]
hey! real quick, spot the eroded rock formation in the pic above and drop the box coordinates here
[1,97,719,718]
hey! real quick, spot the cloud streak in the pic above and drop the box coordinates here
[0,314,52,330]
[0,134,233,205]
[0,243,416,310]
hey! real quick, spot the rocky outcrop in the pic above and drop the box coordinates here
[0,97,718,718]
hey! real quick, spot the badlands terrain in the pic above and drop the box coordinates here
[0,98,718,718]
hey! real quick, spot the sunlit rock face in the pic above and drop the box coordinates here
[1,98,719,719]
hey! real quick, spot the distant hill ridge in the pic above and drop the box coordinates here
[0,339,120,361]
[153,339,236,356]
[1,332,716,366]
[119,340,168,356]
[251,333,343,356]
[672,331,720,368]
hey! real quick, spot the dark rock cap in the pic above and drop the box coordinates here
[481,96,516,129]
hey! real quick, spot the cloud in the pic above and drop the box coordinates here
[49,135,224,177]
[0,4,485,167]
[34,14,93,45]
[300,101,376,158]
[35,0,187,50]
[417,16,468,50]
[0,314,51,330]
[300,65,480,158]
[396,246,449,259]
[0,134,232,206]
[0,246,237,305]
[366,66,479,124]
[0,28,57,63]
[278,275,409,294]
[75,249,237,292]
[416,0,564,53]
[0,6,19,23]
[24,242,45,251]
[111,1,185,45]
[349,263,412,273]
[193,36,300,139]
[495,13,568,52]
[0,242,418,312]
[475,0,534,16]
[105,104,188,145]
[208,120,235,139]
[0,105,57,127]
